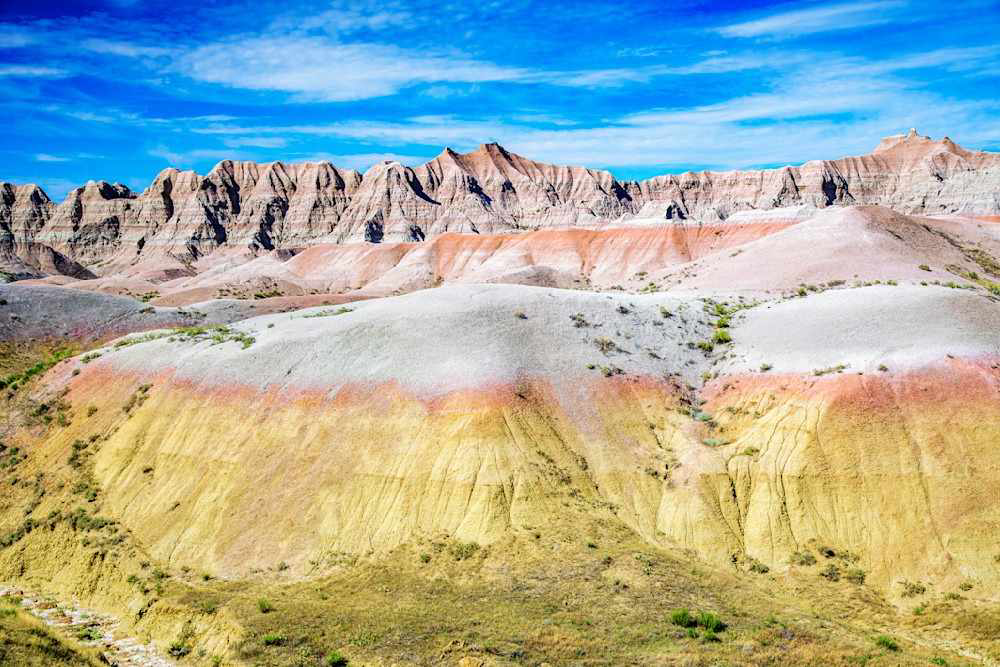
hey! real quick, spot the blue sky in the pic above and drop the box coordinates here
[2,0,999,200]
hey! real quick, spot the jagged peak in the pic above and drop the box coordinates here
[873,128,946,154]
[73,180,132,200]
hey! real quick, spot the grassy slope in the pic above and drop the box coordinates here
[0,598,104,666]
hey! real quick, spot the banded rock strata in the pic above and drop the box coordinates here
[1,130,997,278]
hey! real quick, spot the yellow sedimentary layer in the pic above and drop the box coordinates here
[688,362,1000,589]
[43,358,1000,594]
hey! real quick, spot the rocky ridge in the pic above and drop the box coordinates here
[3,130,998,277]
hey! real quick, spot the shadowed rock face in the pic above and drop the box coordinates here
[2,131,998,276]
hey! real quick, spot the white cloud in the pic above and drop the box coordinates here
[717,1,905,39]
[175,37,531,102]
[0,27,35,49]
[36,178,80,201]
[81,38,173,58]
[0,65,69,78]
[149,146,252,165]
[294,152,430,170]
[185,47,1000,172]
[223,137,288,148]
[171,33,777,101]
[35,153,69,162]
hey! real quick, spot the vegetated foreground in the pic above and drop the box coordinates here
[0,155,1000,664]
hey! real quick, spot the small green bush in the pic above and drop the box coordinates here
[697,611,726,632]
[448,541,480,561]
[874,635,899,651]
[257,597,275,613]
[791,551,816,566]
[325,650,349,666]
[262,633,286,646]
[712,329,732,344]
[670,608,696,627]
[168,641,192,657]
[846,568,866,585]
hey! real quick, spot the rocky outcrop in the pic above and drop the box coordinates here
[4,130,999,275]
[0,182,93,280]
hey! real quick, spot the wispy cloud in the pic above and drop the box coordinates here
[81,38,173,58]
[717,1,905,39]
[35,153,69,162]
[186,45,1000,170]
[222,136,287,148]
[0,26,35,49]
[149,146,253,165]
[294,152,429,170]
[175,36,531,102]
[0,65,69,78]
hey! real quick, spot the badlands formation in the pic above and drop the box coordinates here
[0,130,999,666]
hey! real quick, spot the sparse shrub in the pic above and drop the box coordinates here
[919,264,931,271]
[697,611,726,632]
[448,541,480,561]
[325,651,349,667]
[701,628,721,642]
[670,608,696,628]
[759,363,772,372]
[262,633,286,646]
[702,438,727,447]
[846,568,866,585]
[419,553,431,563]
[616,304,630,314]
[696,340,714,353]
[514,311,528,320]
[76,626,102,641]
[168,641,192,657]
[820,564,841,581]
[959,581,973,591]
[900,580,926,598]
[874,635,899,651]
[594,337,617,354]
[659,306,673,318]
[878,364,888,372]
[686,627,699,638]
[569,313,589,328]
[197,598,219,615]
[257,597,275,613]
[712,329,732,344]
[749,559,770,574]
